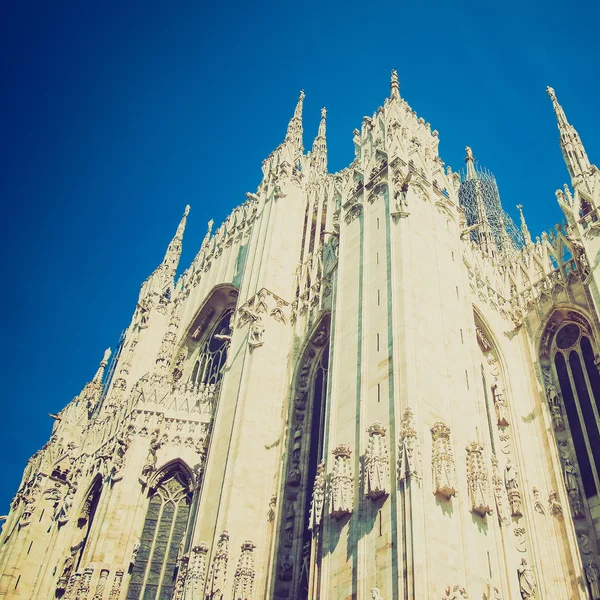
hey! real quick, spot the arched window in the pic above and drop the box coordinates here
[189,307,234,387]
[274,318,330,600]
[126,469,192,600]
[552,322,600,498]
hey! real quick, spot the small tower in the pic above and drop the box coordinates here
[516,204,533,247]
[284,90,305,157]
[546,86,592,181]
[310,108,328,173]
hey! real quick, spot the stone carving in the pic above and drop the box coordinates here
[330,443,353,518]
[517,558,537,598]
[586,560,600,600]
[491,455,510,525]
[78,567,93,598]
[365,422,390,499]
[466,442,492,516]
[56,484,76,524]
[370,587,383,599]
[443,585,469,599]
[206,530,229,600]
[578,532,592,554]
[546,384,565,432]
[92,568,109,600]
[184,542,209,597]
[56,545,80,592]
[430,422,456,499]
[308,461,326,530]
[398,407,420,483]
[562,458,585,519]
[505,460,522,517]
[278,554,293,581]
[131,538,141,565]
[232,540,256,600]
[268,495,277,522]
[548,490,562,516]
[172,554,189,600]
[249,318,265,348]
[108,569,124,600]
[492,383,509,427]
[141,430,161,477]
[532,487,545,515]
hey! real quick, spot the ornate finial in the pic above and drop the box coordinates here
[391,69,400,99]
[546,86,556,101]
[465,146,473,161]
[184,205,190,217]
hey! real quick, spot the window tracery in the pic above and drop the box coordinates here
[126,469,192,600]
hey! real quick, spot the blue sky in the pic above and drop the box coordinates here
[1,0,598,512]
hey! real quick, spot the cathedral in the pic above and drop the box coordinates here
[2,71,600,600]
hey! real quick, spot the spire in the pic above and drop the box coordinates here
[310,108,328,173]
[162,205,190,278]
[92,348,111,384]
[285,90,305,154]
[546,86,591,180]
[390,70,400,100]
[517,204,533,246]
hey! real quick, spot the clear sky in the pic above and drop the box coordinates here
[1,0,598,512]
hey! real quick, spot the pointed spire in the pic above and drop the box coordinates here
[390,69,400,100]
[92,348,111,384]
[310,108,328,173]
[162,205,190,278]
[517,204,533,246]
[285,90,305,154]
[546,86,591,180]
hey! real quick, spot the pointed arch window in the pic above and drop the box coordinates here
[189,307,234,387]
[126,470,192,600]
[553,322,600,498]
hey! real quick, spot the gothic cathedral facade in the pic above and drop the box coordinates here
[2,73,600,600]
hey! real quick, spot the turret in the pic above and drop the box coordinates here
[546,86,592,181]
[310,108,328,173]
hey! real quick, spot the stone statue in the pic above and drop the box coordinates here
[309,462,326,530]
[248,319,265,348]
[371,587,383,599]
[563,458,579,493]
[586,560,600,600]
[517,558,537,598]
[493,385,509,426]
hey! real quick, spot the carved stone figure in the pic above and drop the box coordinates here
[546,384,565,431]
[532,487,544,514]
[517,558,537,598]
[330,443,353,518]
[431,422,456,499]
[248,319,265,348]
[131,538,141,565]
[466,442,492,516]
[370,587,383,599]
[278,554,293,581]
[232,540,256,600]
[548,489,562,516]
[141,430,161,477]
[493,384,509,427]
[491,455,510,525]
[398,407,421,483]
[443,585,469,599]
[586,560,600,600]
[309,461,326,530]
[505,460,522,517]
[365,422,390,499]
[206,531,229,600]
[562,458,585,518]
